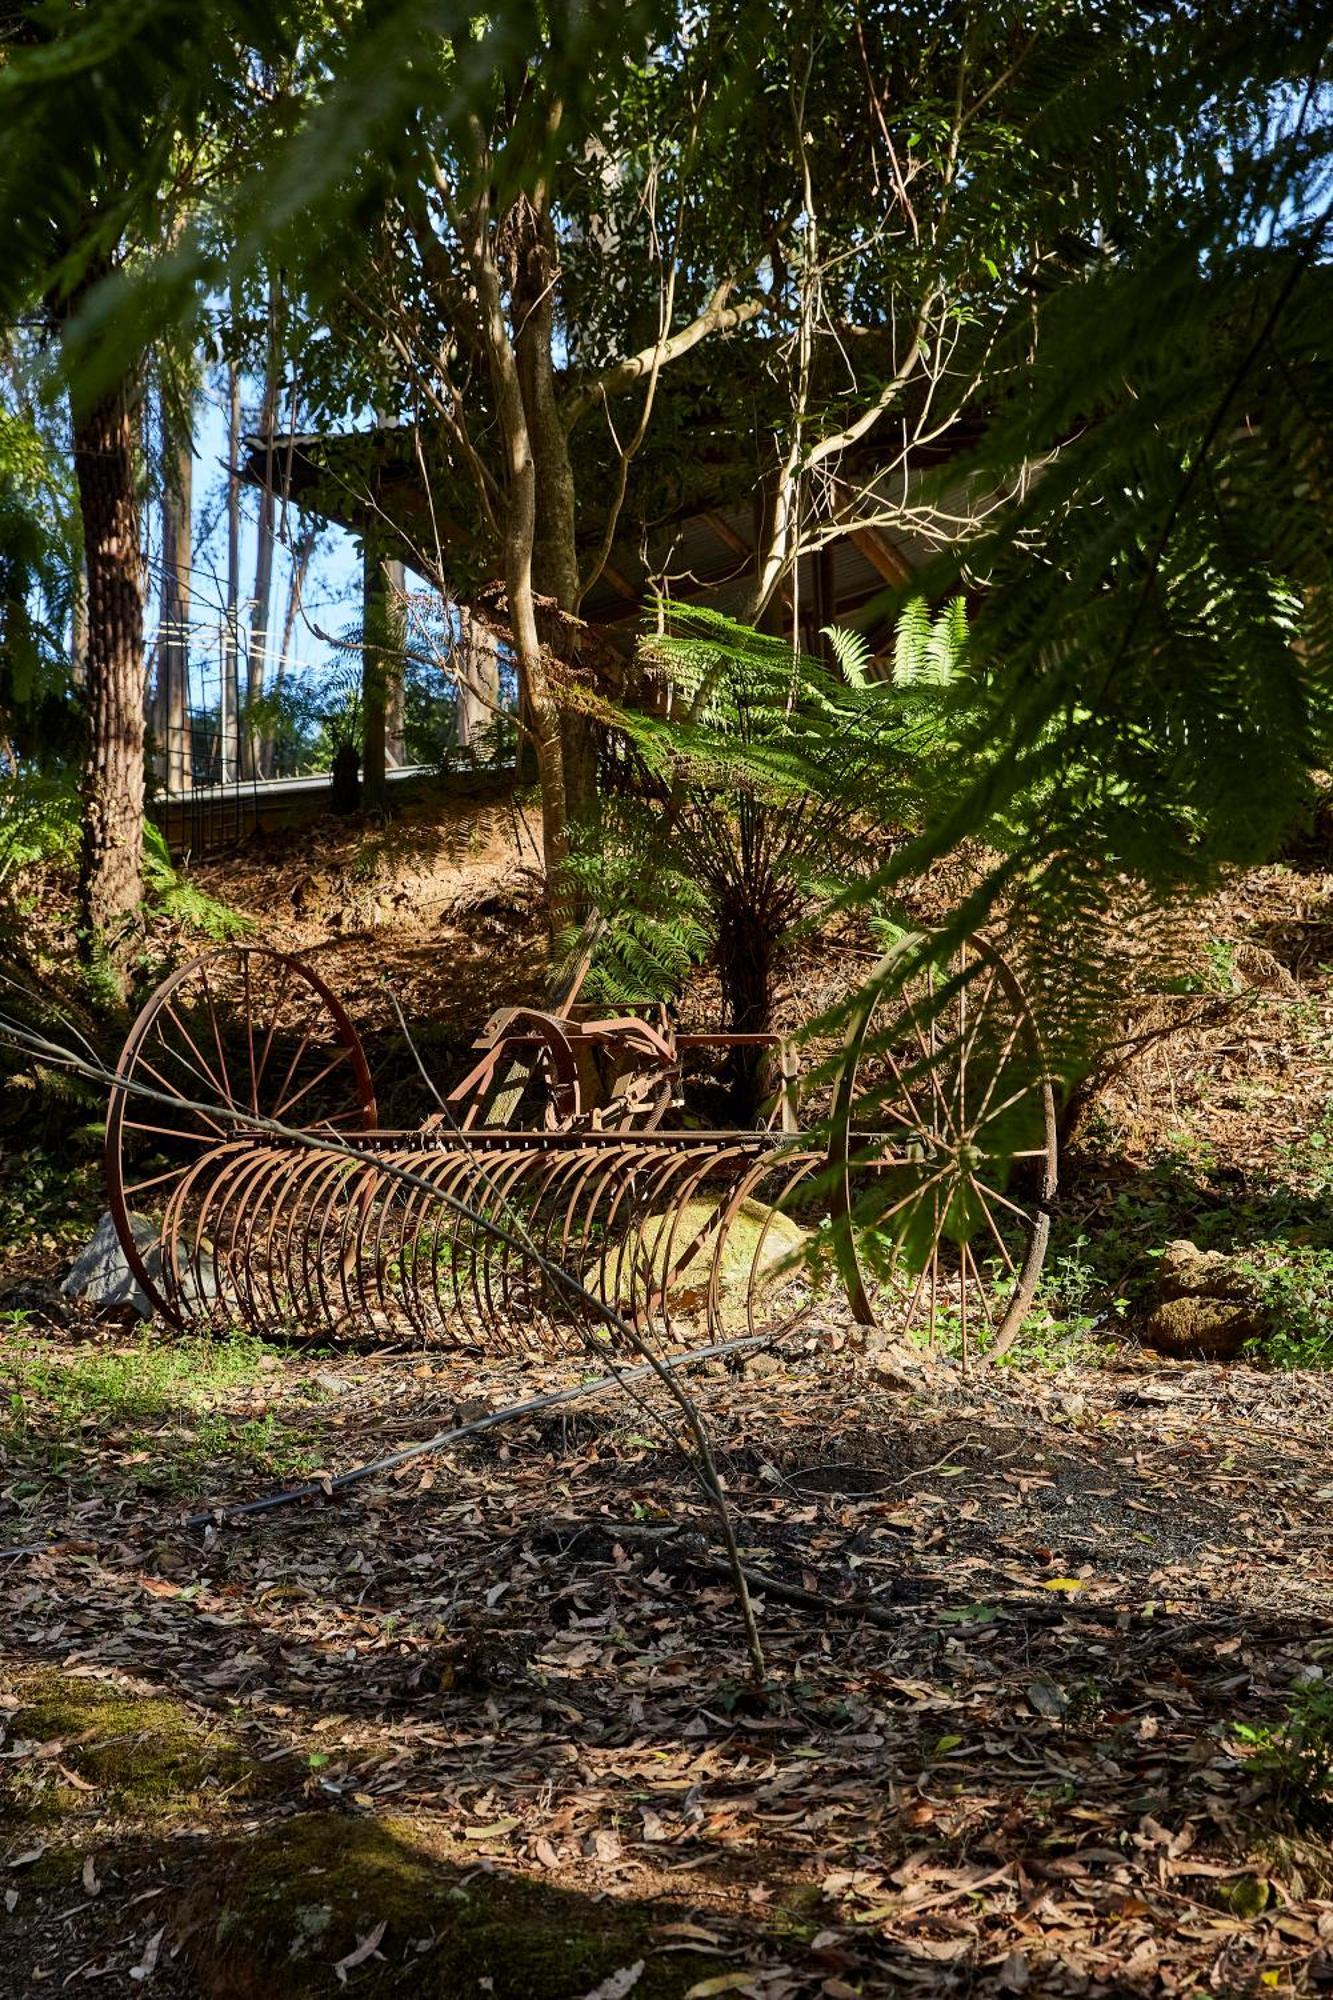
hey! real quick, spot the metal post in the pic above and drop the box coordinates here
[218,618,229,786]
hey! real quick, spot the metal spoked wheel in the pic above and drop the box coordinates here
[830,934,1057,1363]
[105,946,378,1324]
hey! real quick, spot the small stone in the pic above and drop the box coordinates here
[866,1358,917,1392]
[746,1352,782,1378]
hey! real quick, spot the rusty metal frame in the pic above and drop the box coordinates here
[103,936,1057,1357]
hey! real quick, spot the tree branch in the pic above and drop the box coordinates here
[562,281,765,431]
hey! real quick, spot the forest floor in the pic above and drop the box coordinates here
[4,796,1333,1994]
[2,1337,1333,1998]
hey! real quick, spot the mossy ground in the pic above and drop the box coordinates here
[0,1669,287,1826]
[0,1673,727,1998]
[189,1814,723,1999]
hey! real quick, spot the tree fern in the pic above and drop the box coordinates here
[563,603,939,1109]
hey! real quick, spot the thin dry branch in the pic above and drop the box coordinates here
[562,280,765,430]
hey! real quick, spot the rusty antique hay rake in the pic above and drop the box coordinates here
[103,938,1057,1362]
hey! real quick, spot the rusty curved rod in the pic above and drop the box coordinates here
[147,1132,829,1349]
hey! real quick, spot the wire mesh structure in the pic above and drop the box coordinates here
[145,602,516,856]
[104,941,1058,1361]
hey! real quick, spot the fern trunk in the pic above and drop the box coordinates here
[716,887,778,1120]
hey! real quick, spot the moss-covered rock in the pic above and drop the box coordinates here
[186,1812,727,1999]
[1141,1239,1269,1358]
[597,1196,809,1308]
[0,1669,286,1824]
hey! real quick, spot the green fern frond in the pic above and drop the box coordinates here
[892,595,969,689]
[892,596,934,686]
[821,624,872,688]
[142,823,252,942]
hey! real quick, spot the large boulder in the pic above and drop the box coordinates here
[1141,1238,1268,1359]
[595,1196,809,1310]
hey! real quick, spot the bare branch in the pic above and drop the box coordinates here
[562,280,765,431]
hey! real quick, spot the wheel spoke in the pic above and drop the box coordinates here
[126,1051,227,1137]
[268,991,328,1120]
[972,1175,1036,1229]
[971,1179,1019,1277]
[850,1032,931,1137]
[962,1237,997,1332]
[310,1107,374,1132]
[968,1078,1044,1145]
[122,1116,222,1146]
[965,1010,1026,1133]
[160,1001,231,1106]
[243,953,259,1115]
[251,958,296,1110]
[144,1029,229,1114]
[891,1232,934,1339]
[870,1160,955,1229]
[273,1046,355,1125]
[955,958,1001,1131]
[123,1161,208,1201]
[197,968,237,1109]
[845,1139,942,1166]
[907,1000,955,1138]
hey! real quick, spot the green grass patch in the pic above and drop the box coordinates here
[2,1330,270,1427]
[0,1330,325,1494]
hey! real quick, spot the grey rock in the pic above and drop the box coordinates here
[61,1211,158,1318]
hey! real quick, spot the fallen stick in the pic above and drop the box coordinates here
[683,1556,903,1629]
[0,1330,776,1565]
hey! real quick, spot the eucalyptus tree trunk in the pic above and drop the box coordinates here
[361,539,405,812]
[455,609,501,753]
[247,280,281,776]
[384,556,407,768]
[272,521,316,774]
[71,369,145,982]
[280,523,314,674]
[157,406,192,793]
[506,193,597,923]
[468,191,570,924]
[224,358,242,784]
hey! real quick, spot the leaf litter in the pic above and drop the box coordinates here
[3,1329,1333,1995]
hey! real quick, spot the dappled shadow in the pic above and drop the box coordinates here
[3,1351,1331,1992]
[1051,1137,1333,1320]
